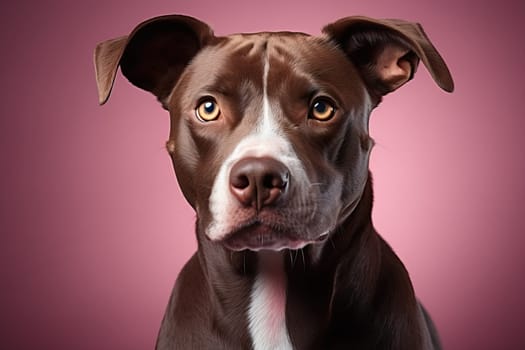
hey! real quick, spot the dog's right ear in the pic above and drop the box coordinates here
[94,15,214,109]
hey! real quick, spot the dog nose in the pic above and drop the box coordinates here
[229,157,290,211]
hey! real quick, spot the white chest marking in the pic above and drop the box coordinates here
[248,271,293,350]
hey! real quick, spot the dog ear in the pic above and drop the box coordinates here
[323,16,454,97]
[94,15,214,109]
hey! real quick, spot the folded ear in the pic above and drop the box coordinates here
[323,16,454,97]
[94,15,214,109]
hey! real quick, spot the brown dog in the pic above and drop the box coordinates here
[94,14,453,349]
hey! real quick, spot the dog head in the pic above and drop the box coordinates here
[95,15,453,253]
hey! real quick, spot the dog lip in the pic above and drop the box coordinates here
[223,222,315,252]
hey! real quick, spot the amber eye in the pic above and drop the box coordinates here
[309,98,336,121]
[196,99,220,121]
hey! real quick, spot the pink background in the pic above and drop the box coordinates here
[1,0,524,349]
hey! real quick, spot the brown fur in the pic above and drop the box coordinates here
[94,14,453,349]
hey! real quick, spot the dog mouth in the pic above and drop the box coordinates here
[222,221,328,252]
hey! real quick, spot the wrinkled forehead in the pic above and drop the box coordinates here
[179,32,365,104]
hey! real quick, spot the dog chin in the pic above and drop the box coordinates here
[222,223,329,252]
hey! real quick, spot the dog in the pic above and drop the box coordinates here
[94,14,453,350]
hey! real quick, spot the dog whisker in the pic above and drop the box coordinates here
[243,251,247,274]
[291,249,298,268]
[329,237,336,250]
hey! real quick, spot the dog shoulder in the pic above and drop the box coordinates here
[326,234,429,349]
[156,254,211,349]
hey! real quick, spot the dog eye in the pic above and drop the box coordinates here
[196,99,220,122]
[309,98,336,121]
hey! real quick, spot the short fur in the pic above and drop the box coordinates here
[94,14,453,350]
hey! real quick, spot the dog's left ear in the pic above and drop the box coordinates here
[323,16,454,97]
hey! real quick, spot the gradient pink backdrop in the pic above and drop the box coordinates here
[1,0,524,349]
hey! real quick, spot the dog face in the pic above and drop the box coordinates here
[94,15,453,252]
[167,33,373,251]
